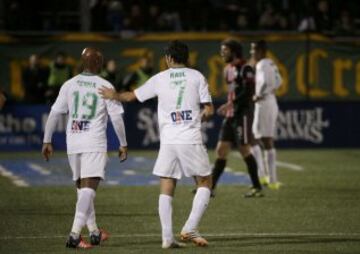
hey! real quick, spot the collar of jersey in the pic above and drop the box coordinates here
[80,72,96,76]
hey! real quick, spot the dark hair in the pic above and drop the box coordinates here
[221,38,243,58]
[255,40,267,52]
[164,40,189,64]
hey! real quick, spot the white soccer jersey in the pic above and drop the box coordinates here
[134,67,212,144]
[51,73,124,154]
[255,58,282,99]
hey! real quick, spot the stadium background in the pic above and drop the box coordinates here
[1,0,360,253]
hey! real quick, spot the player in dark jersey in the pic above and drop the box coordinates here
[212,38,263,198]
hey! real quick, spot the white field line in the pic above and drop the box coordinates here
[1,232,360,240]
[0,165,29,187]
[276,161,304,171]
[27,163,51,175]
[231,152,304,171]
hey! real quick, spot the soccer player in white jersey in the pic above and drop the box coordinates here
[251,40,282,190]
[42,48,128,249]
[99,40,214,249]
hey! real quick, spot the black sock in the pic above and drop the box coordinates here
[212,159,226,190]
[244,155,262,190]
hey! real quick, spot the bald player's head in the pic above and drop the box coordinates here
[81,47,104,74]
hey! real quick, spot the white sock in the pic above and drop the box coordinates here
[251,145,266,178]
[182,187,210,233]
[71,188,95,235]
[265,149,277,183]
[159,194,173,243]
[77,189,98,233]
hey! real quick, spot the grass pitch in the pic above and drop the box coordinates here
[1,149,360,254]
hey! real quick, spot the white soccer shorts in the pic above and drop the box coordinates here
[252,99,279,139]
[68,152,108,181]
[153,144,211,179]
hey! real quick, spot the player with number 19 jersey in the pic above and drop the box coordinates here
[52,73,124,154]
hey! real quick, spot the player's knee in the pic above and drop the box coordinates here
[239,145,251,158]
[196,175,212,189]
[262,138,274,149]
[216,145,229,159]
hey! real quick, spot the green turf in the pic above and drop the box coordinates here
[1,149,360,254]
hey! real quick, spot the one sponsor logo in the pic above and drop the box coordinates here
[276,107,330,144]
[170,110,192,124]
[71,120,90,132]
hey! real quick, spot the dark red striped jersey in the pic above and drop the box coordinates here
[224,60,255,118]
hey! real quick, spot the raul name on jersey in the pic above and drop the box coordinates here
[170,110,192,124]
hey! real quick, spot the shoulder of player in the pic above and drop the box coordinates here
[93,75,115,89]
[258,58,272,67]
[239,64,254,76]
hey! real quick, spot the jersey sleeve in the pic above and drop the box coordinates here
[134,76,157,102]
[105,97,124,115]
[255,63,267,96]
[51,83,69,113]
[198,74,212,103]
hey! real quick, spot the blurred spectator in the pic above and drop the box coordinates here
[122,52,154,91]
[126,4,145,31]
[146,4,162,31]
[298,10,316,32]
[90,0,108,31]
[158,9,182,31]
[22,54,48,104]
[101,59,121,88]
[106,0,124,31]
[275,11,289,30]
[45,52,72,104]
[335,9,355,36]
[258,3,277,30]
[314,0,333,32]
[235,13,249,30]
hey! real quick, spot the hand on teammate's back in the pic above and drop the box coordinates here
[98,86,116,100]
[42,143,53,161]
[118,146,128,162]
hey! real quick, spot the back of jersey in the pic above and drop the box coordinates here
[52,73,124,154]
[134,67,212,145]
[256,58,282,95]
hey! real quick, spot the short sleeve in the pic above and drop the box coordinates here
[51,84,69,113]
[134,76,157,102]
[199,74,212,103]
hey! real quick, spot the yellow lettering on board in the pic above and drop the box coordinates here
[355,62,360,95]
[333,58,352,97]
[296,49,329,98]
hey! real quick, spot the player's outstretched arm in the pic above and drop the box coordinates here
[99,86,137,102]
[201,103,214,122]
